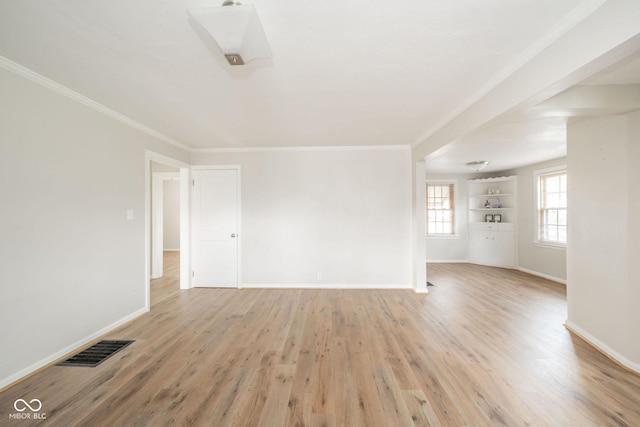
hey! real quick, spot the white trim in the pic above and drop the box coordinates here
[467,176,515,183]
[414,161,428,294]
[535,164,568,175]
[533,241,567,251]
[564,320,640,375]
[426,179,459,184]
[0,308,147,390]
[426,179,458,237]
[0,56,413,156]
[179,168,192,290]
[468,261,517,270]
[427,259,468,263]
[241,283,412,290]
[191,145,410,154]
[164,248,180,252]
[236,167,242,288]
[156,172,180,180]
[534,165,568,248]
[517,267,566,284]
[0,55,190,152]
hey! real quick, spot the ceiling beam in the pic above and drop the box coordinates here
[412,0,640,161]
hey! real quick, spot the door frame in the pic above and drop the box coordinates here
[191,165,242,288]
[145,151,191,311]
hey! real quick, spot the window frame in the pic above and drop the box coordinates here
[534,166,567,249]
[426,180,458,238]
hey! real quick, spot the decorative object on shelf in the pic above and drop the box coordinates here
[485,214,494,222]
[488,188,495,195]
[495,189,501,195]
[466,160,490,172]
[494,214,502,223]
[488,198,501,208]
[484,200,491,208]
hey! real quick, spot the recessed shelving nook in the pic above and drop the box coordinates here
[468,175,517,224]
[467,176,517,268]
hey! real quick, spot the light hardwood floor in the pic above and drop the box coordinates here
[2,253,640,426]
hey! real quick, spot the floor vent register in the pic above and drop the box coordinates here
[57,340,134,367]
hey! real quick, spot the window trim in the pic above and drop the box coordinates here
[534,165,567,249]
[426,180,458,238]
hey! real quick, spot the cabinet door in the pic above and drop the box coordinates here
[493,231,515,267]
[469,230,493,265]
[469,230,515,267]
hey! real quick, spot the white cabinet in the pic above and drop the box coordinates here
[468,223,516,267]
[468,176,517,268]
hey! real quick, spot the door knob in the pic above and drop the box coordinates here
[231,233,236,238]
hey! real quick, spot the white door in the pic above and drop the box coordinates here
[192,168,239,288]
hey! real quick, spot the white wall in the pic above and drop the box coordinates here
[505,158,568,282]
[629,109,640,367]
[191,148,413,287]
[566,110,640,372]
[163,179,181,251]
[424,173,478,262]
[0,66,189,387]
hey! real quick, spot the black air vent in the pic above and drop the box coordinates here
[57,340,134,367]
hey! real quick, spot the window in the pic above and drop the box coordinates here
[427,183,455,235]
[537,168,567,246]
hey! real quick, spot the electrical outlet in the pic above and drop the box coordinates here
[317,272,323,281]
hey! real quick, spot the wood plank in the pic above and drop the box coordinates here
[1,254,640,426]
[401,389,443,427]
[372,364,413,426]
[257,364,296,427]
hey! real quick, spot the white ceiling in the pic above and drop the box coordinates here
[1,1,637,172]
[424,49,640,174]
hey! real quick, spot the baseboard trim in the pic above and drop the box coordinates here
[564,320,640,375]
[517,267,566,284]
[240,283,412,290]
[0,307,148,391]
[468,261,517,270]
[426,260,468,263]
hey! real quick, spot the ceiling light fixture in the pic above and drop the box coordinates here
[188,1,272,66]
[466,160,490,172]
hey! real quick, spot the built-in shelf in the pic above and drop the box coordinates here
[470,208,513,211]
[469,193,513,197]
[467,176,517,268]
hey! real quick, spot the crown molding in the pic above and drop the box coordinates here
[0,58,411,155]
[191,144,411,154]
[0,55,191,152]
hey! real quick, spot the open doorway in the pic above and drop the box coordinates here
[145,151,191,311]
[151,162,180,279]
